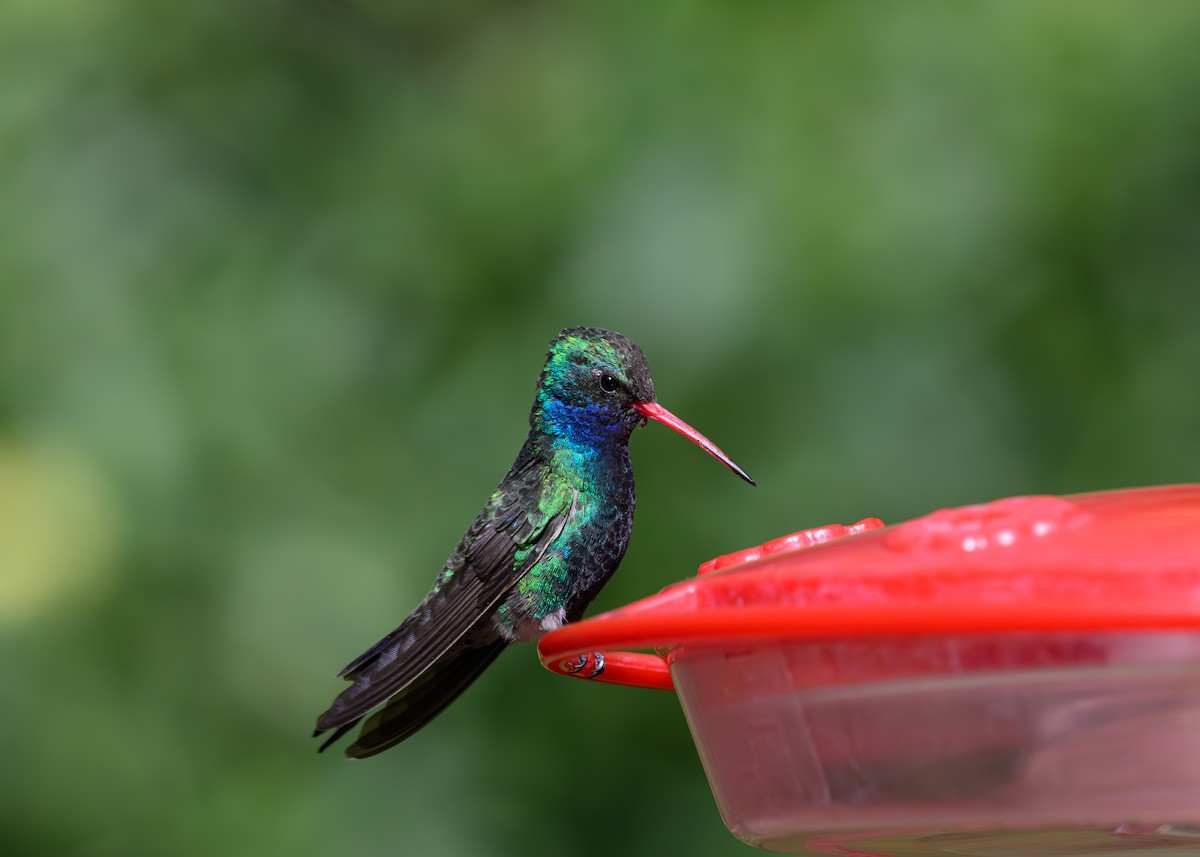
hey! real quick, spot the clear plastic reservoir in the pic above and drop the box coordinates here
[672,632,1200,854]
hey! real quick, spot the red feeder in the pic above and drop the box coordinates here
[538,485,1200,855]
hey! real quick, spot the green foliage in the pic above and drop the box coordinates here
[3,2,1200,855]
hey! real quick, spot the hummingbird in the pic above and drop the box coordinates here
[314,327,753,758]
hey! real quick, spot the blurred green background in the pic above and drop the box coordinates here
[3,2,1200,855]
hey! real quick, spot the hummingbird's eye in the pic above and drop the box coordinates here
[598,373,621,394]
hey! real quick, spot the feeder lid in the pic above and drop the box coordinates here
[538,484,1200,689]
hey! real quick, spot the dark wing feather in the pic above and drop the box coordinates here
[342,633,509,758]
[314,450,576,736]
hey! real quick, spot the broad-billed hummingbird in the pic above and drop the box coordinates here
[314,327,753,757]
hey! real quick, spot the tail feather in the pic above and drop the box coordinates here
[346,638,509,758]
[316,637,509,758]
[314,719,359,754]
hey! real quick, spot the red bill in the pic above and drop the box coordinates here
[632,401,755,486]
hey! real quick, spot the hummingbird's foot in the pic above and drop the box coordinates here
[564,651,605,678]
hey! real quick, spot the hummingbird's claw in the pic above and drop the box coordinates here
[564,651,606,678]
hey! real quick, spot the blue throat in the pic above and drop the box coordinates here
[533,396,630,484]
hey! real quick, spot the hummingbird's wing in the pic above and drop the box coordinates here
[314,451,577,745]
[339,632,508,757]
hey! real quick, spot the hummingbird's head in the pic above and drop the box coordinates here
[532,327,754,484]
[533,327,655,444]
